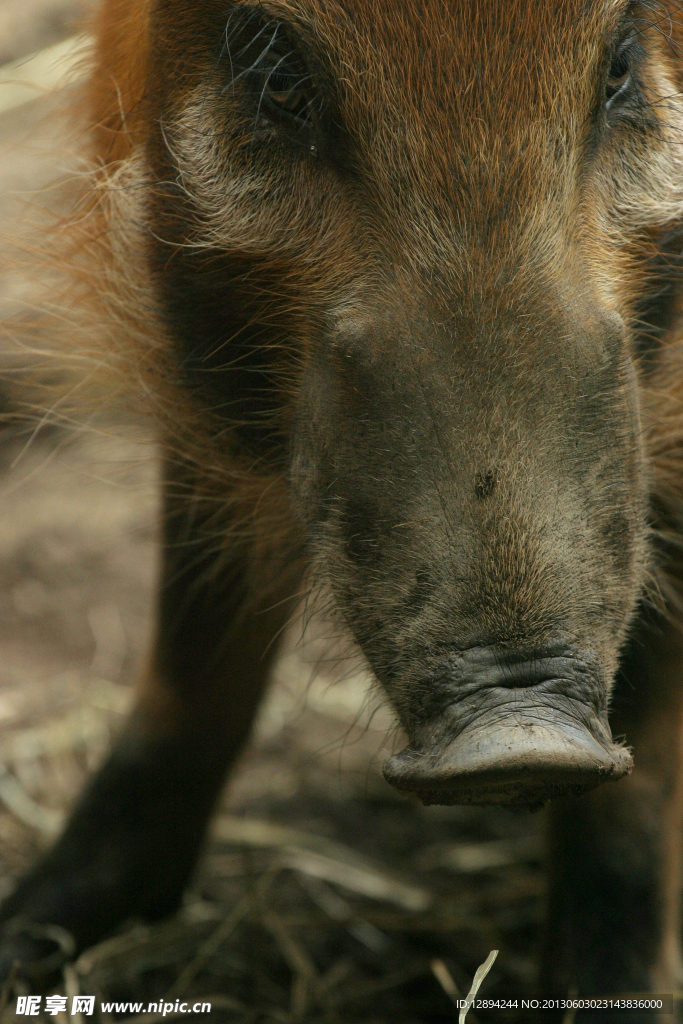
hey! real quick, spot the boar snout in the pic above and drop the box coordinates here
[383,646,633,808]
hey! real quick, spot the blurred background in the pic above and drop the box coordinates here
[0,0,90,64]
[0,6,545,1021]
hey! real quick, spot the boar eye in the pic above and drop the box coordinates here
[226,17,316,130]
[606,39,633,107]
[259,38,313,123]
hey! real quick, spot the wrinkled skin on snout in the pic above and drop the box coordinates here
[292,287,644,806]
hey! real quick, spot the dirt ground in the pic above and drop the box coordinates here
[0,9,547,1023]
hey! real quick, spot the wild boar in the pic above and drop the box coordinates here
[1,0,683,1011]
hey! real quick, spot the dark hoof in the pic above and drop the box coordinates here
[0,920,76,985]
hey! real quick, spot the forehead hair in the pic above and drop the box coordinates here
[158,0,648,278]
[226,0,631,192]
[239,0,627,112]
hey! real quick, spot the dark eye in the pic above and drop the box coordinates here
[606,40,633,106]
[261,44,313,122]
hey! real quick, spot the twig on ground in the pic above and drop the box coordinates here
[460,950,499,1024]
[262,912,318,1021]
[164,894,252,1000]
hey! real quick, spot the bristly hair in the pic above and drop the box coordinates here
[5,0,683,641]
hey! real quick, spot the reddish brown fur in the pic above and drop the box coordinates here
[67,0,683,596]
[4,0,683,1010]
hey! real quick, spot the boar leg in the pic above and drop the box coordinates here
[543,612,683,1007]
[0,457,303,978]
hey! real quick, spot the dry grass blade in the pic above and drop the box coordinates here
[0,762,64,835]
[418,837,541,873]
[313,957,355,1002]
[164,893,252,999]
[263,913,318,983]
[75,921,219,988]
[262,912,318,1021]
[212,816,431,911]
[0,686,132,838]
[164,866,279,999]
[64,963,82,1024]
[431,958,461,1005]
[0,706,111,763]
[297,874,390,954]
[460,950,499,1024]
[431,960,484,1024]
[280,848,425,910]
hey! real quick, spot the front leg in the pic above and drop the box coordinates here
[543,613,683,1015]
[0,455,304,977]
